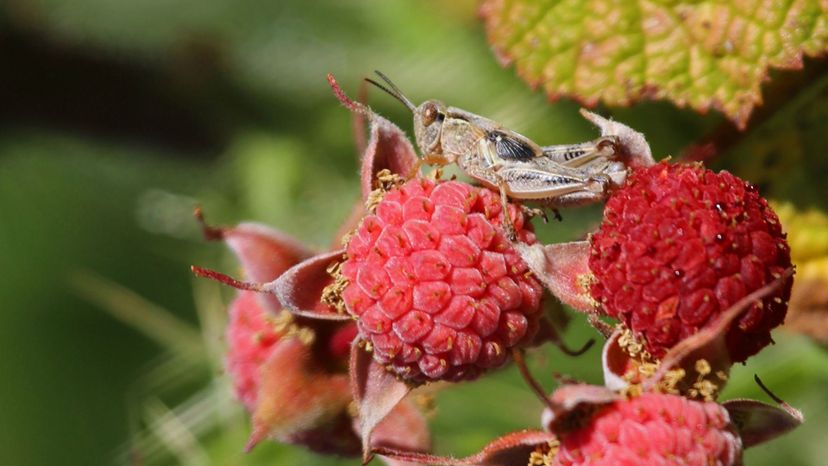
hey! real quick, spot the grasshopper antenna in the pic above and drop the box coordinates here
[365,70,416,112]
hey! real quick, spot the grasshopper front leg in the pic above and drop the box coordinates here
[463,163,520,240]
[408,152,452,179]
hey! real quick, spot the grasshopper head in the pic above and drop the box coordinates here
[413,99,446,156]
[367,71,446,157]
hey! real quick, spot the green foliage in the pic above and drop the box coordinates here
[717,71,828,207]
[481,0,828,128]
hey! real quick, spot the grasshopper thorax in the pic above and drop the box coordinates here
[413,100,447,157]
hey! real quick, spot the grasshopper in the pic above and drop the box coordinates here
[365,71,627,239]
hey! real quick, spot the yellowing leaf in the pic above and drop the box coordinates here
[480,0,828,129]
[774,201,828,345]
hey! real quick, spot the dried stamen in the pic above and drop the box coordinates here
[528,440,560,466]
[321,259,349,314]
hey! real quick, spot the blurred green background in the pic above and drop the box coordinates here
[1,1,826,465]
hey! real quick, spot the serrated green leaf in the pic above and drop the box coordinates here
[480,0,828,128]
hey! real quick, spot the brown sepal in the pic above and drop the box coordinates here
[541,384,620,434]
[326,73,420,201]
[350,342,412,464]
[579,109,656,170]
[245,338,354,453]
[359,112,419,201]
[516,241,597,315]
[723,376,803,449]
[370,398,431,466]
[374,430,556,466]
[272,249,353,321]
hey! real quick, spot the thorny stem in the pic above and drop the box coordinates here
[190,265,266,292]
[512,348,555,411]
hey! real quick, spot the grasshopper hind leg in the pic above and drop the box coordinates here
[462,161,520,240]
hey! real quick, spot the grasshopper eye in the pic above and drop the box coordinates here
[422,103,441,126]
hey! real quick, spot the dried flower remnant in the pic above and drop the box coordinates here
[192,216,367,455]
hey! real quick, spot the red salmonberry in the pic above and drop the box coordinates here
[589,162,792,362]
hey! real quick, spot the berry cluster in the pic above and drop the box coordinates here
[197,93,801,466]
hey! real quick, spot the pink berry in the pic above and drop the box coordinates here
[554,392,742,466]
[341,178,543,383]
[225,292,285,411]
